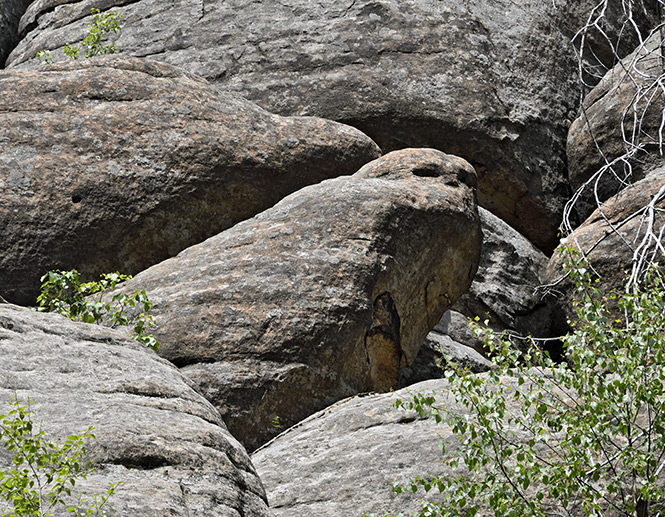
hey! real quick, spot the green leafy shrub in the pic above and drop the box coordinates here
[0,394,119,516]
[35,270,159,351]
[380,252,665,516]
[37,8,123,65]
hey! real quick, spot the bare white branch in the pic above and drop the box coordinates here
[565,0,665,291]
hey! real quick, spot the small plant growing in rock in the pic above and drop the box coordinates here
[0,394,120,516]
[35,270,159,351]
[37,8,123,65]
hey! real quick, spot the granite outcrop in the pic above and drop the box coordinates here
[0,303,271,516]
[106,148,482,451]
[0,55,379,305]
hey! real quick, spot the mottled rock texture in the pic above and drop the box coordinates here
[8,1,653,252]
[251,377,522,516]
[546,166,665,320]
[451,208,557,338]
[0,304,271,517]
[0,55,380,306]
[398,331,492,387]
[567,34,665,222]
[107,148,482,451]
[401,208,564,386]
[0,0,31,67]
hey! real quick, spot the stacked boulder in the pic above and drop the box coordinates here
[8,0,652,252]
[0,304,271,516]
[107,148,482,451]
[0,56,380,306]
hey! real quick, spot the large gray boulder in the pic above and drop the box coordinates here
[0,303,271,517]
[0,0,31,67]
[567,33,665,222]
[254,371,660,516]
[0,55,380,306]
[450,208,558,338]
[106,148,482,451]
[253,384,447,517]
[250,377,517,516]
[545,166,665,320]
[8,1,653,252]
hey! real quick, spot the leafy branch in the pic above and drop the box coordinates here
[37,8,123,65]
[35,270,159,352]
[0,394,120,517]
[378,250,665,516]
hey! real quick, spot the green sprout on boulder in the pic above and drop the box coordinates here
[37,8,123,65]
[0,394,121,517]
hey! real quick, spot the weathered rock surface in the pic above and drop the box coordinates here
[254,371,663,516]
[398,331,492,387]
[107,148,482,451]
[451,208,558,338]
[250,377,512,516]
[0,304,271,517]
[0,55,380,306]
[401,208,564,386]
[432,309,487,355]
[567,33,665,222]
[0,0,31,67]
[545,166,665,320]
[9,1,649,252]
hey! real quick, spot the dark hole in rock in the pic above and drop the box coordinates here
[72,194,82,203]
[112,454,171,470]
[411,166,440,178]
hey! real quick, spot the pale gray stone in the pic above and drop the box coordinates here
[0,303,271,517]
[546,166,665,321]
[568,34,665,222]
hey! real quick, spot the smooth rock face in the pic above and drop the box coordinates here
[545,166,665,320]
[250,377,509,516]
[398,331,492,387]
[108,148,482,451]
[0,55,380,306]
[0,304,271,517]
[0,0,31,67]
[567,34,665,222]
[7,1,632,252]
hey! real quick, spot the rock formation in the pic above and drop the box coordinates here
[106,148,482,451]
[449,208,559,339]
[398,331,493,386]
[0,2,662,514]
[400,208,565,386]
[546,166,665,320]
[251,376,536,516]
[0,55,380,306]
[8,1,646,252]
[0,304,271,517]
[567,33,665,222]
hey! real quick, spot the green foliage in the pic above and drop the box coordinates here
[271,416,283,430]
[35,270,159,351]
[35,50,52,66]
[383,250,665,516]
[37,8,122,65]
[0,394,119,516]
